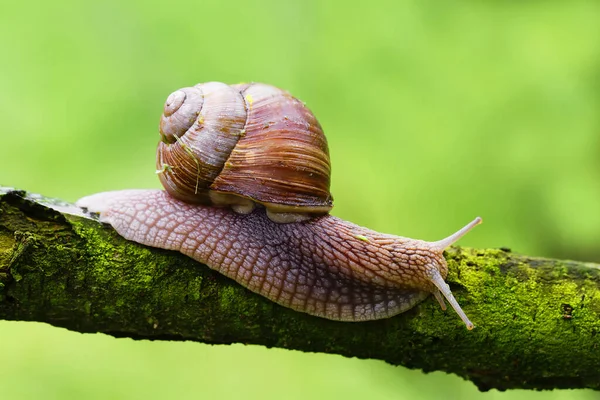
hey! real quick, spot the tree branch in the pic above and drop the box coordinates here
[0,187,598,391]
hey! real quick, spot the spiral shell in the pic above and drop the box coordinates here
[156,82,333,220]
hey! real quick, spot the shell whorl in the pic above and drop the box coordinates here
[157,82,333,215]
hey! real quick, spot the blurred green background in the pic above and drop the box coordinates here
[1,0,598,399]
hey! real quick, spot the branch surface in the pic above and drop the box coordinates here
[0,187,598,391]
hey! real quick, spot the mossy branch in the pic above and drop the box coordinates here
[0,187,599,392]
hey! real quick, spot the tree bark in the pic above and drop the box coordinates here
[0,187,598,391]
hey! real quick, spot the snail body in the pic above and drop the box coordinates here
[77,82,481,329]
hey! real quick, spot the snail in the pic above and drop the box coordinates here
[77,81,481,329]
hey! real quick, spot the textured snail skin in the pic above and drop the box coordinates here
[77,189,479,328]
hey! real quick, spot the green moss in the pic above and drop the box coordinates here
[218,285,238,311]
[0,234,16,270]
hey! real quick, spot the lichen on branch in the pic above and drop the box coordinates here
[0,187,599,391]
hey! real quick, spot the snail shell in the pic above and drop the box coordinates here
[157,82,332,222]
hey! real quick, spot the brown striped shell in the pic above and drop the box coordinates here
[156,82,333,222]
